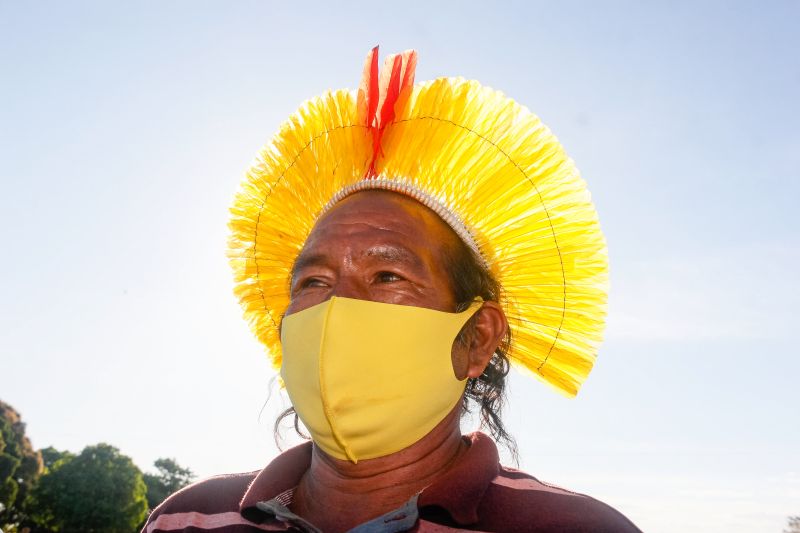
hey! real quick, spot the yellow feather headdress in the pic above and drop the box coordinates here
[228,48,608,397]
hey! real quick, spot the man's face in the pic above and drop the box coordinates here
[286,190,459,316]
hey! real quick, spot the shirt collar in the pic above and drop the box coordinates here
[239,432,500,526]
[417,432,500,524]
[240,441,312,523]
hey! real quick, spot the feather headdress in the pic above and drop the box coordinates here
[228,47,608,397]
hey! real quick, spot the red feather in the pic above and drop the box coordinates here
[359,47,417,178]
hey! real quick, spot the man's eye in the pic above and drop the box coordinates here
[376,271,403,283]
[300,278,327,288]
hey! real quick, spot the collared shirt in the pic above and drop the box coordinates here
[143,433,641,532]
[253,492,420,533]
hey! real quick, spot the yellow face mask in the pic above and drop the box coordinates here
[280,296,483,463]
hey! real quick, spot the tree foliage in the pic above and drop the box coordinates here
[143,458,194,511]
[0,400,43,526]
[38,446,75,473]
[786,516,800,533]
[28,443,148,533]
[0,402,196,532]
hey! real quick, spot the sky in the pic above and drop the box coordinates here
[1,1,799,531]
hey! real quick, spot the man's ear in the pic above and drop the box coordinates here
[466,302,508,379]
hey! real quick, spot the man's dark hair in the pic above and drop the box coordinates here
[445,231,517,461]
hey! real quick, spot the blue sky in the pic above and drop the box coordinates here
[2,1,798,531]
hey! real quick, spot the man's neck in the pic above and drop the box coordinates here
[290,408,466,533]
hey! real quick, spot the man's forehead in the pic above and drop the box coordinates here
[293,191,459,270]
[307,190,456,243]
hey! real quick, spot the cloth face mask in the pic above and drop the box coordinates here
[280,296,483,463]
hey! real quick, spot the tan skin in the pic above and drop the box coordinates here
[285,190,508,532]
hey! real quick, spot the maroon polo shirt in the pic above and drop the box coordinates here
[143,432,641,532]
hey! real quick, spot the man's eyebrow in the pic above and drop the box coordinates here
[291,245,425,280]
[363,245,424,269]
[291,253,327,279]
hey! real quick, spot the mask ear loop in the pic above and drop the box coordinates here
[456,296,484,314]
[466,296,485,326]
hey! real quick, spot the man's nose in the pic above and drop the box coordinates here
[329,275,370,301]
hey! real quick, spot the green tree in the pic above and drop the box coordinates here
[28,443,147,533]
[38,447,74,472]
[0,400,43,527]
[142,458,194,510]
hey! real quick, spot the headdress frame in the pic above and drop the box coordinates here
[228,49,609,397]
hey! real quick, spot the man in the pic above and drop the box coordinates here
[143,48,641,532]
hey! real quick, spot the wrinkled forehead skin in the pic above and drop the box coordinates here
[287,189,463,315]
[302,190,458,264]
